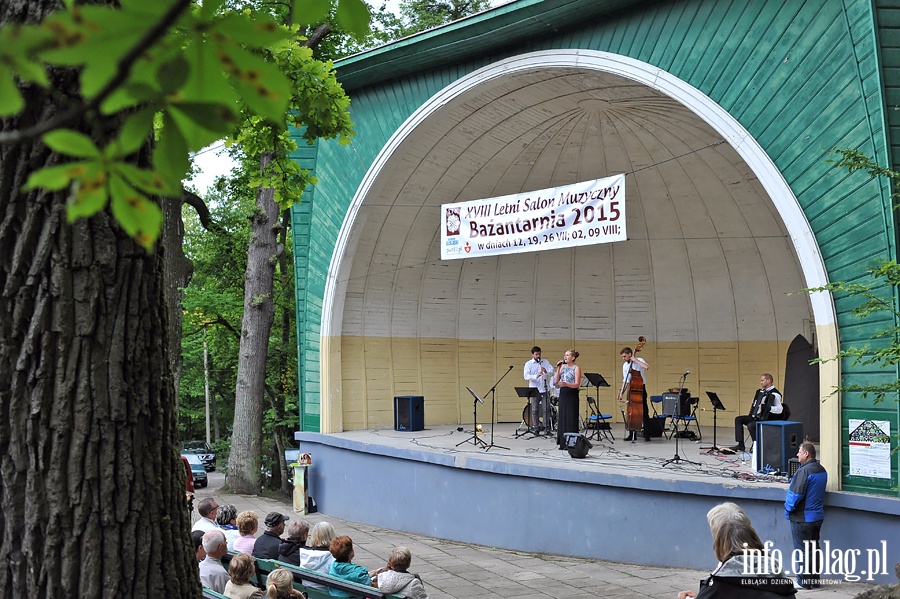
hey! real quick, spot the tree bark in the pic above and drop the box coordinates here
[229,152,280,494]
[0,3,197,597]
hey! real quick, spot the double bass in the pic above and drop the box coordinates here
[621,336,647,437]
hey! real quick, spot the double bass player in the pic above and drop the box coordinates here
[617,346,651,442]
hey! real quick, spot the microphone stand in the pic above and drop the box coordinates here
[663,372,699,467]
[484,365,513,452]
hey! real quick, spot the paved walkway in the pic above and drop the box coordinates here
[195,484,873,599]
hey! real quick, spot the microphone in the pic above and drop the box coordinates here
[684,370,691,376]
[557,360,564,367]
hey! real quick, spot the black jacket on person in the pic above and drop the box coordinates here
[277,538,307,565]
[693,554,797,599]
[251,530,283,560]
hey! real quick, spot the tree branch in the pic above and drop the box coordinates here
[303,23,331,49]
[0,0,192,146]
[182,189,213,230]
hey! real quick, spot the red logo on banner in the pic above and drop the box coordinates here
[464,242,471,253]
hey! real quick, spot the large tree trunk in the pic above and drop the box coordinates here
[229,153,280,494]
[0,2,197,597]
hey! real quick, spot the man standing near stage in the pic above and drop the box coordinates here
[785,442,827,590]
[731,373,783,452]
[524,346,554,433]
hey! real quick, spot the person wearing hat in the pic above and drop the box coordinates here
[252,511,289,559]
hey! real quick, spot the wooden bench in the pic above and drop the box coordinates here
[254,557,406,599]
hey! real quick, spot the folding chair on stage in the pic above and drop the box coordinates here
[582,373,613,442]
[585,396,614,442]
[671,396,702,440]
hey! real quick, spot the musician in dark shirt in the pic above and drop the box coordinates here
[731,374,783,453]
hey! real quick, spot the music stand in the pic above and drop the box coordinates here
[456,387,488,449]
[514,387,540,437]
[701,391,727,454]
[482,366,513,452]
[583,373,610,389]
[583,373,613,442]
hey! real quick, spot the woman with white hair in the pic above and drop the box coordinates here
[297,521,336,589]
[677,503,796,598]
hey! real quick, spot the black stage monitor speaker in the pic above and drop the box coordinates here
[756,421,802,474]
[394,396,424,431]
[564,432,592,458]
[662,390,691,417]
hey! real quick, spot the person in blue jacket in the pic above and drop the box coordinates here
[784,442,827,590]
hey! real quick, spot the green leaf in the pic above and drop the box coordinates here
[80,58,118,99]
[107,108,155,159]
[162,106,222,152]
[115,163,177,196]
[40,7,141,67]
[214,13,291,47]
[109,174,163,250]
[153,113,191,183]
[181,39,240,106]
[22,162,89,192]
[157,54,190,95]
[335,0,370,37]
[101,82,161,114]
[292,0,332,26]
[217,43,292,122]
[169,102,235,141]
[197,0,227,21]
[42,130,101,159]
[10,56,49,87]
[66,164,109,221]
[119,0,170,16]
[0,70,24,117]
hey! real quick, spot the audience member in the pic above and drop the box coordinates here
[376,546,428,599]
[705,502,752,547]
[677,504,796,598]
[785,442,827,590]
[216,504,241,551]
[233,511,259,554]
[192,497,221,533]
[253,511,289,560]
[327,535,375,597]
[278,519,310,566]
[298,521,336,589]
[224,553,264,599]
[199,530,231,593]
[193,530,207,562]
[264,567,306,599]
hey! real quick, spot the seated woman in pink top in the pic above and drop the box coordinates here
[233,511,258,554]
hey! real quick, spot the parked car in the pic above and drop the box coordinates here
[182,453,208,488]
[181,440,216,471]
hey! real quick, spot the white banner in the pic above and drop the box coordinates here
[440,174,626,260]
